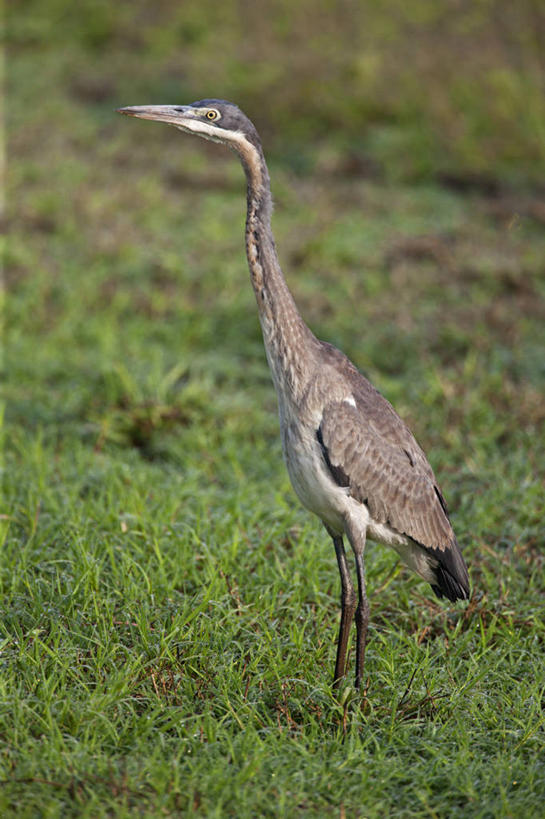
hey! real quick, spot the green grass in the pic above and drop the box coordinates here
[4,3,545,816]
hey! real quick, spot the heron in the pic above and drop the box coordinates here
[118,99,470,690]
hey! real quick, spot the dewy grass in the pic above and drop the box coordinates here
[4,10,545,819]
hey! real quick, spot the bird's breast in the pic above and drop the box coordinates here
[281,419,349,533]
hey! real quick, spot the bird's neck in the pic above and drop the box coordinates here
[236,138,318,400]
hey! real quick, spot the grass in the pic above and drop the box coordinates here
[4,3,545,816]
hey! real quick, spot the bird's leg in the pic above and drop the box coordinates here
[353,547,370,690]
[331,534,357,689]
[343,520,369,689]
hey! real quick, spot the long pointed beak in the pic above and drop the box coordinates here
[117,105,194,126]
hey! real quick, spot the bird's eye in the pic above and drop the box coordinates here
[206,110,218,121]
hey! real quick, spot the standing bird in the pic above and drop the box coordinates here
[118,100,470,689]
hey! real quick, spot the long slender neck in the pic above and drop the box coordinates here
[234,136,318,400]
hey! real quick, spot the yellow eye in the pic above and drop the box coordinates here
[206,110,218,121]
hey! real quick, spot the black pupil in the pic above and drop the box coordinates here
[208,112,215,119]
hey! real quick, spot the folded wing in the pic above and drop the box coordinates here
[317,388,469,601]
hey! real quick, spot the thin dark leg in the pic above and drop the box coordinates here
[354,549,370,689]
[332,534,357,689]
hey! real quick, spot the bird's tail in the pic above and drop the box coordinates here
[428,538,470,602]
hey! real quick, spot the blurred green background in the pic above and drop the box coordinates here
[9,0,545,183]
[5,1,545,816]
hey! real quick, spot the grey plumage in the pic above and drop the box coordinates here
[118,99,470,690]
[315,343,468,602]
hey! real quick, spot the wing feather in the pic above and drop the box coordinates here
[314,343,469,601]
[318,400,454,553]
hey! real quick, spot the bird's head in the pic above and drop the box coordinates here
[117,98,262,151]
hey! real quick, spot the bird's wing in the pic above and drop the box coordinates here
[315,343,469,601]
[317,398,454,553]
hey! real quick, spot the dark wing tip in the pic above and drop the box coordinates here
[427,537,470,603]
[431,568,470,603]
